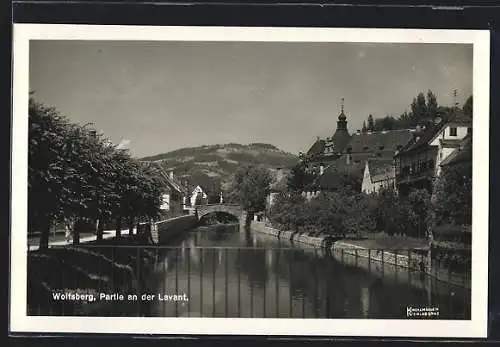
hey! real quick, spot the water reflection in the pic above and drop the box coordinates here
[145,224,470,319]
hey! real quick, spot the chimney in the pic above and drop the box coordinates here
[169,171,174,180]
[319,164,325,175]
[346,154,351,165]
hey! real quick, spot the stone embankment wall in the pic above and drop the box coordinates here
[154,215,198,243]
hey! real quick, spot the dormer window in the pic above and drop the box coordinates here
[379,145,385,151]
[363,146,369,151]
[449,127,457,136]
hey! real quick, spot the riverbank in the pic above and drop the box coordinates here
[250,221,471,291]
[27,233,159,316]
[27,215,198,316]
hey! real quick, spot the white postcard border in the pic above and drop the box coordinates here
[11,24,490,338]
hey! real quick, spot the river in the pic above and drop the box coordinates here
[140,223,470,319]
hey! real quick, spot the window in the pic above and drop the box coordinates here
[467,127,472,135]
[449,127,457,136]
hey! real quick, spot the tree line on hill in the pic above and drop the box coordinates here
[28,95,164,249]
[361,90,472,133]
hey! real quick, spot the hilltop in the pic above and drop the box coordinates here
[140,143,298,194]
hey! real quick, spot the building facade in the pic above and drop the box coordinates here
[394,108,472,196]
[140,161,189,218]
[303,100,414,193]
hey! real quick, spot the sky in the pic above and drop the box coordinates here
[29,40,473,158]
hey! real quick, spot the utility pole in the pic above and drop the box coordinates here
[452,89,459,108]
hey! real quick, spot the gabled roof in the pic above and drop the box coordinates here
[347,129,414,154]
[366,158,395,183]
[306,139,326,157]
[396,109,472,157]
[140,161,188,195]
[440,134,472,167]
[394,122,444,157]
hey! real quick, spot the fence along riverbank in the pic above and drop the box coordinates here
[250,221,471,293]
[28,214,199,316]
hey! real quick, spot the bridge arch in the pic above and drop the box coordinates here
[195,204,244,222]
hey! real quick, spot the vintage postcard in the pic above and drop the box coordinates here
[11,24,490,337]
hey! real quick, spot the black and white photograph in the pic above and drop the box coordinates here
[10,25,490,337]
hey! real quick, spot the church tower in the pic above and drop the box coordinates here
[330,98,352,154]
[336,97,348,131]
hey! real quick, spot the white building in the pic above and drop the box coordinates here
[189,185,208,207]
[361,158,396,194]
[429,114,472,176]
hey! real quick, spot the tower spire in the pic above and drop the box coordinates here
[336,97,347,130]
[452,89,458,108]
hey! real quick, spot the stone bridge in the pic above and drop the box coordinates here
[195,204,244,221]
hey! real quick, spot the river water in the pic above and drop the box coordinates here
[143,224,470,320]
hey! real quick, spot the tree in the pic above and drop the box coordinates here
[367,114,375,131]
[426,90,438,120]
[29,97,72,248]
[28,96,164,247]
[373,116,399,131]
[362,121,367,133]
[411,92,428,123]
[406,188,432,238]
[269,191,307,232]
[287,162,315,192]
[316,164,363,193]
[230,164,273,225]
[463,95,473,118]
[432,162,472,226]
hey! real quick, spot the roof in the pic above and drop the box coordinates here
[439,138,462,148]
[440,134,472,167]
[313,161,364,190]
[331,129,352,154]
[140,161,188,195]
[306,139,326,157]
[395,109,472,157]
[307,129,413,160]
[366,158,395,183]
[446,108,472,127]
[394,121,443,157]
[347,129,414,154]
